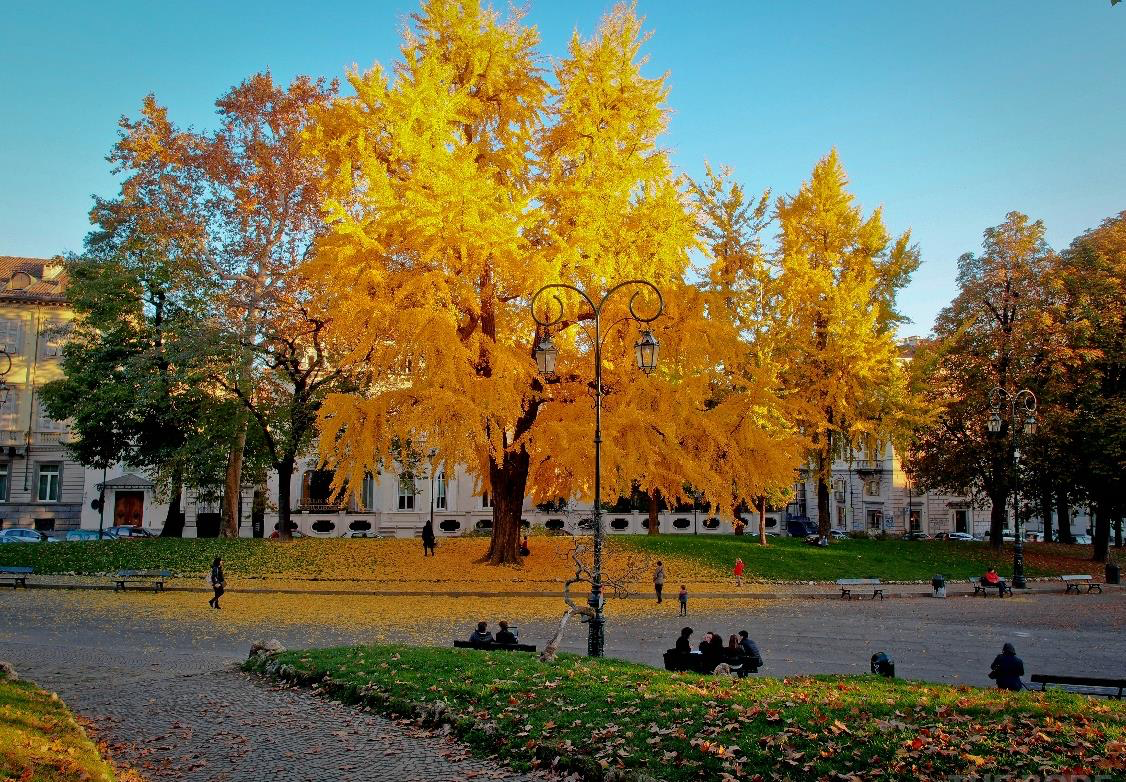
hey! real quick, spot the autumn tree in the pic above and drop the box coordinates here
[106,73,337,537]
[907,212,1056,549]
[769,151,920,539]
[307,1,797,563]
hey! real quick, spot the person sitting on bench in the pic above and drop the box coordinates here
[469,621,493,643]
[675,627,693,654]
[495,620,518,645]
[989,642,1025,691]
[982,567,1006,597]
[738,630,763,670]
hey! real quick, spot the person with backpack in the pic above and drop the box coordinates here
[989,642,1025,690]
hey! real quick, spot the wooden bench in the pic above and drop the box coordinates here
[0,566,32,588]
[114,569,171,592]
[837,578,883,600]
[973,578,1013,597]
[663,651,755,676]
[1061,575,1103,594]
[453,640,537,653]
[1030,674,1124,699]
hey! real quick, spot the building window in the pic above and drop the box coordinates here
[481,491,493,509]
[0,389,19,430]
[37,464,60,502]
[864,479,881,497]
[0,318,23,355]
[0,464,7,501]
[301,470,337,508]
[361,473,375,510]
[867,509,882,530]
[435,471,446,510]
[397,476,415,510]
[36,401,67,433]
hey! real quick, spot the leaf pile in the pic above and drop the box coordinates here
[247,644,1126,782]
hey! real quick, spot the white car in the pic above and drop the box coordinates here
[0,528,59,543]
[945,532,974,541]
[1071,534,1092,545]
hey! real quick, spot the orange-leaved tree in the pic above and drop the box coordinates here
[305,1,796,562]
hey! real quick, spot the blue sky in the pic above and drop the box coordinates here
[2,1,1122,334]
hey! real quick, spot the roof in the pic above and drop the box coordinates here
[0,256,68,304]
[100,473,155,490]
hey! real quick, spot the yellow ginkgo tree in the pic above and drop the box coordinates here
[305,0,799,563]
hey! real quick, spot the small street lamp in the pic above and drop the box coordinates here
[986,387,1038,589]
[531,279,664,657]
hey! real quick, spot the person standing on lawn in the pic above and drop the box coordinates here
[653,560,665,603]
[733,558,745,587]
[208,557,225,609]
[422,519,436,556]
[678,584,688,616]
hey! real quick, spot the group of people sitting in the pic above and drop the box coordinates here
[468,620,521,645]
[673,627,763,674]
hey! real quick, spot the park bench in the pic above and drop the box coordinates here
[453,640,537,653]
[973,578,1013,597]
[1061,575,1103,594]
[0,566,32,588]
[1030,674,1124,699]
[114,569,170,592]
[837,578,883,600]
[663,651,754,676]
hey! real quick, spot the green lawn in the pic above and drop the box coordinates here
[619,534,1083,581]
[246,644,1126,781]
[0,534,1101,583]
[0,672,120,782]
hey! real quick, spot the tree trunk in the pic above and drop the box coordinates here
[159,465,185,538]
[1092,498,1111,563]
[1038,481,1053,544]
[276,457,295,541]
[1055,487,1072,544]
[1115,517,1123,549]
[221,411,248,538]
[486,447,530,564]
[647,490,660,535]
[758,495,768,546]
[816,452,831,539]
[988,489,1008,551]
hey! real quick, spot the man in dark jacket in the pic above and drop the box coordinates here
[674,627,693,654]
[990,642,1025,690]
[469,621,493,643]
[738,630,763,671]
[495,621,518,645]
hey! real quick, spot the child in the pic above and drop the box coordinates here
[678,584,688,616]
[734,557,745,587]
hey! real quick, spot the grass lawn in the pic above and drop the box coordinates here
[0,672,122,782]
[0,534,1105,585]
[246,644,1126,781]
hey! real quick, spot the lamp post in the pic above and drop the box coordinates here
[986,387,1037,589]
[531,280,663,658]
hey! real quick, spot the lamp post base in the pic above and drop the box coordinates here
[587,593,605,657]
[1012,541,1026,589]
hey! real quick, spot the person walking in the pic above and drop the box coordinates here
[733,557,745,587]
[208,557,225,609]
[653,560,665,603]
[422,519,436,557]
[678,584,688,616]
[989,642,1025,691]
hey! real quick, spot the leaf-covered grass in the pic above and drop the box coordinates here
[0,535,1099,584]
[0,673,120,782]
[619,535,1093,581]
[246,644,1126,781]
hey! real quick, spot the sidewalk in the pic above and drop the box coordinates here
[17,576,1119,600]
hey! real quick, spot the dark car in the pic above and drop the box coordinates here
[105,525,156,539]
[902,531,932,541]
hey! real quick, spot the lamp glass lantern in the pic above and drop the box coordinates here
[1023,413,1037,436]
[987,410,1003,434]
[634,330,659,375]
[534,335,558,376]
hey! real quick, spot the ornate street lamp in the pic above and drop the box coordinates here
[986,387,1038,589]
[530,279,664,657]
[0,348,11,410]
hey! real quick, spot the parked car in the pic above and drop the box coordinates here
[902,531,932,541]
[945,532,975,541]
[64,529,103,542]
[829,529,849,540]
[0,528,59,543]
[1071,534,1092,545]
[786,518,817,537]
[982,531,1017,543]
[269,529,305,539]
[343,530,378,538]
[105,525,156,539]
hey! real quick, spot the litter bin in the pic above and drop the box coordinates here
[1106,562,1120,585]
[870,652,895,678]
[931,573,947,598]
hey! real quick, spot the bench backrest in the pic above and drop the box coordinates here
[453,640,536,652]
[836,579,880,586]
[1031,674,1126,687]
[0,566,33,574]
[117,569,171,578]
[1060,575,1093,581]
